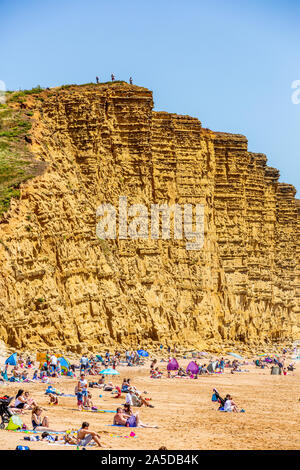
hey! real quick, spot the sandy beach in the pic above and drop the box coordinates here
[0,357,299,450]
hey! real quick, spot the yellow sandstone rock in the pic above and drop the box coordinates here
[0,83,299,352]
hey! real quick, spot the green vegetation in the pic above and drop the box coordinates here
[97,238,111,255]
[60,80,128,90]
[0,104,36,217]
[7,85,44,103]
[100,80,127,85]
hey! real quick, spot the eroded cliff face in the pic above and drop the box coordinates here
[0,83,299,352]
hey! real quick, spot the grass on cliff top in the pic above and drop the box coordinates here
[7,85,44,103]
[60,80,128,89]
[0,103,36,217]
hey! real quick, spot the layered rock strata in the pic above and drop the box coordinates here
[0,83,298,352]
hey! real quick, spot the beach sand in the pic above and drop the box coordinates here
[0,358,299,450]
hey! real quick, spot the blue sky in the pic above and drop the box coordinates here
[1,0,299,193]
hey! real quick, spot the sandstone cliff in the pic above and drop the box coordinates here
[0,83,299,353]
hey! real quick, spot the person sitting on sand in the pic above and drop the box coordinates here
[177,367,187,377]
[121,378,130,392]
[113,407,158,428]
[98,375,105,386]
[14,389,32,410]
[23,391,37,408]
[126,388,154,408]
[223,395,239,412]
[77,421,105,447]
[150,367,162,379]
[113,386,122,398]
[12,366,21,379]
[48,393,58,405]
[26,356,33,368]
[89,375,105,388]
[88,364,98,375]
[31,406,51,430]
[213,389,240,412]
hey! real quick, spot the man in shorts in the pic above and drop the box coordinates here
[77,422,104,447]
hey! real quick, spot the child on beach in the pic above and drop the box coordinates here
[48,393,59,405]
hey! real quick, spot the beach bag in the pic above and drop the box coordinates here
[16,445,30,450]
[6,415,23,430]
[211,393,218,402]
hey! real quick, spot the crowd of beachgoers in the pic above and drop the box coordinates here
[0,346,297,448]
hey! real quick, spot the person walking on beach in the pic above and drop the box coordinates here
[50,354,58,372]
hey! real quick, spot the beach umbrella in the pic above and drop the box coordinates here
[137,350,149,357]
[228,352,243,360]
[99,368,120,376]
[5,353,17,366]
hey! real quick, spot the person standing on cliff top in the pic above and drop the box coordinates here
[96,76,99,84]
[111,73,115,81]
[129,77,133,84]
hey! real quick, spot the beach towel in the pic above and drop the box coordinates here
[71,408,115,413]
[8,429,66,434]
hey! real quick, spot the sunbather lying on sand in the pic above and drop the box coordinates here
[89,376,105,388]
[113,407,158,428]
